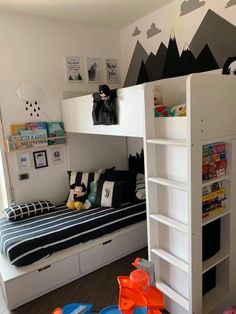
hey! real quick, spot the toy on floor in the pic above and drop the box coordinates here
[52,258,164,314]
[67,183,91,210]
[224,307,236,314]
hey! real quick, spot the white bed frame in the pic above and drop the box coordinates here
[0,221,147,309]
[0,83,150,310]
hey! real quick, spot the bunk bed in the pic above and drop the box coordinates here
[0,83,148,310]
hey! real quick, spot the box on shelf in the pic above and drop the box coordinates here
[47,122,65,145]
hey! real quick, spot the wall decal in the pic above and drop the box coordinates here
[147,23,161,39]
[132,27,141,36]
[180,0,206,16]
[190,10,236,67]
[225,0,236,8]
[124,10,236,87]
[17,82,43,118]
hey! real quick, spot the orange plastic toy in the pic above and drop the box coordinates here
[117,258,164,314]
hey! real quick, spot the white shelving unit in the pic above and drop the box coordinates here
[143,73,236,314]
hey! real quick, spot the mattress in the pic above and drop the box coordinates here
[0,202,146,267]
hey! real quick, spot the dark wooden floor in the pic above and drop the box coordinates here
[0,248,150,314]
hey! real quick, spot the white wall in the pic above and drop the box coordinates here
[120,0,236,84]
[0,11,121,204]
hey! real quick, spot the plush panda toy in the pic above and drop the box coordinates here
[222,57,236,75]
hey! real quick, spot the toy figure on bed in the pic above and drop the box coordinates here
[66,183,91,211]
[92,84,117,125]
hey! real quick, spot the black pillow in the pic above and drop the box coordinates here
[2,201,55,221]
[95,180,125,208]
[100,170,136,203]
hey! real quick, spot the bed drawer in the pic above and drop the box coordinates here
[79,224,147,274]
[4,254,80,309]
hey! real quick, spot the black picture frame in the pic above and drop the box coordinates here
[33,150,48,169]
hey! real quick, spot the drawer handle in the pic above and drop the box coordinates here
[38,265,51,272]
[103,239,112,245]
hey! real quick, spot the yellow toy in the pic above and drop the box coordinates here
[67,183,91,210]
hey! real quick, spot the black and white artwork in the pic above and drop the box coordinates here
[105,59,119,82]
[147,23,161,39]
[180,0,206,16]
[33,150,48,169]
[65,56,84,82]
[86,58,102,82]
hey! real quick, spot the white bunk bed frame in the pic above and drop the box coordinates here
[1,73,235,313]
[0,84,147,310]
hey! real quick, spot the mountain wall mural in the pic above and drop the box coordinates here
[124,10,236,87]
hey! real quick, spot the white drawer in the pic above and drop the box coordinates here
[79,224,147,275]
[5,254,79,309]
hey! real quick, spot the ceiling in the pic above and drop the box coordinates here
[0,0,175,29]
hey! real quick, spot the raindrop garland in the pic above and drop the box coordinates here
[25,100,40,117]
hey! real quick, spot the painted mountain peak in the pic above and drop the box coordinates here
[124,10,236,87]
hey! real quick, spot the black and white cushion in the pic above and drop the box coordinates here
[68,169,102,195]
[135,173,146,200]
[2,201,55,221]
[96,180,124,208]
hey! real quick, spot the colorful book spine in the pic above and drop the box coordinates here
[10,124,27,136]
[20,129,48,147]
[47,122,65,145]
[27,122,47,130]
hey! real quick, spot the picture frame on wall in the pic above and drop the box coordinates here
[33,150,48,169]
[65,56,84,82]
[51,147,63,163]
[16,152,31,170]
[105,59,119,82]
[86,57,103,82]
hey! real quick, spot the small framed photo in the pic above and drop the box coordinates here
[65,56,84,82]
[105,59,119,82]
[16,152,31,170]
[51,147,63,163]
[33,150,48,169]
[86,57,103,82]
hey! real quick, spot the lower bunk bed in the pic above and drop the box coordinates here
[0,201,147,310]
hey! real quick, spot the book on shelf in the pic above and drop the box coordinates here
[202,206,226,218]
[47,122,65,145]
[27,122,47,130]
[8,135,29,150]
[10,124,27,136]
[20,129,48,147]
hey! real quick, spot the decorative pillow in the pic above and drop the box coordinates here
[135,173,145,200]
[87,180,98,206]
[95,180,125,208]
[2,201,55,221]
[100,169,136,203]
[68,169,103,195]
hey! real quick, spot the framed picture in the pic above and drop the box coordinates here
[86,57,103,82]
[51,147,63,163]
[65,56,84,82]
[16,152,31,170]
[105,59,119,82]
[33,150,48,169]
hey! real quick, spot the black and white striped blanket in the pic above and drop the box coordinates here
[0,202,146,266]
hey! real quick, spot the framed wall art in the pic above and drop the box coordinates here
[105,59,119,82]
[65,56,84,82]
[33,150,48,169]
[86,57,103,82]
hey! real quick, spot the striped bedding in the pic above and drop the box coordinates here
[0,202,146,267]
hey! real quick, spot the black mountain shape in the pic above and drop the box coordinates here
[179,45,198,76]
[190,9,236,67]
[162,31,181,78]
[124,41,149,87]
[196,43,219,72]
[137,61,149,85]
[145,42,167,81]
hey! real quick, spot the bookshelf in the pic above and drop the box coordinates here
[5,121,66,152]
[143,73,236,314]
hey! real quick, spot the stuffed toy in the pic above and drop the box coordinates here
[67,183,91,211]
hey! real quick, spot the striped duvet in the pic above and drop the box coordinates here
[0,202,146,266]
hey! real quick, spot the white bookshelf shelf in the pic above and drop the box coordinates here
[150,214,188,234]
[156,281,189,312]
[202,209,230,227]
[147,138,187,146]
[152,248,189,273]
[148,177,187,191]
[202,250,230,274]
[203,287,229,314]
[202,174,231,187]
